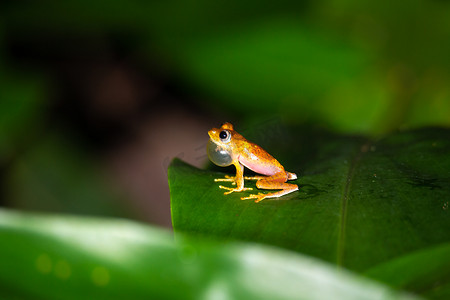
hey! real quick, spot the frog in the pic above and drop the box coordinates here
[207,122,298,203]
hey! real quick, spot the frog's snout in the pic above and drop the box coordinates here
[208,129,217,138]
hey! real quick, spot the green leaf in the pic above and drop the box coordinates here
[0,209,418,300]
[169,125,450,297]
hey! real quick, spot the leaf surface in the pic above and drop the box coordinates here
[169,126,450,297]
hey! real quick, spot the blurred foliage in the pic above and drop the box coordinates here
[0,209,421,300]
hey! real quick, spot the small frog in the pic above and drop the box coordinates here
[207,122,298,203]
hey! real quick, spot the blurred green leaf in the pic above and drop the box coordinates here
[0,209,419,300]
[169,125,450,298]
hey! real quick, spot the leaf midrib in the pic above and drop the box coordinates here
[336,141,369,267]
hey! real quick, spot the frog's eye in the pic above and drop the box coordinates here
[219,130,231,142]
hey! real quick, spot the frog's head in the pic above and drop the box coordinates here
[207,122,235,167]
[208,122,235,147]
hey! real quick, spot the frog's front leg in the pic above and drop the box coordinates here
[216,162,252,194]
[214,175,264,185]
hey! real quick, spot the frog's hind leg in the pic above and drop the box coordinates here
[257,181,298,201]
[243,175,266,180]
[241,173,298,203]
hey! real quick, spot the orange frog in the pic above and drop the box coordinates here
[207,122,298,203]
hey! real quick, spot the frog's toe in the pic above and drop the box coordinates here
[254,194,267,203]
[241,192,264,201]
[219,185,234,194]
[214,175,235,182]
[220,186,252,195]
[219,185,235,189]
[240,194,254,200]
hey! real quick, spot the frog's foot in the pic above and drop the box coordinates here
[219,185,253,195]
[214,175,236,185]
[241,193,267,203]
